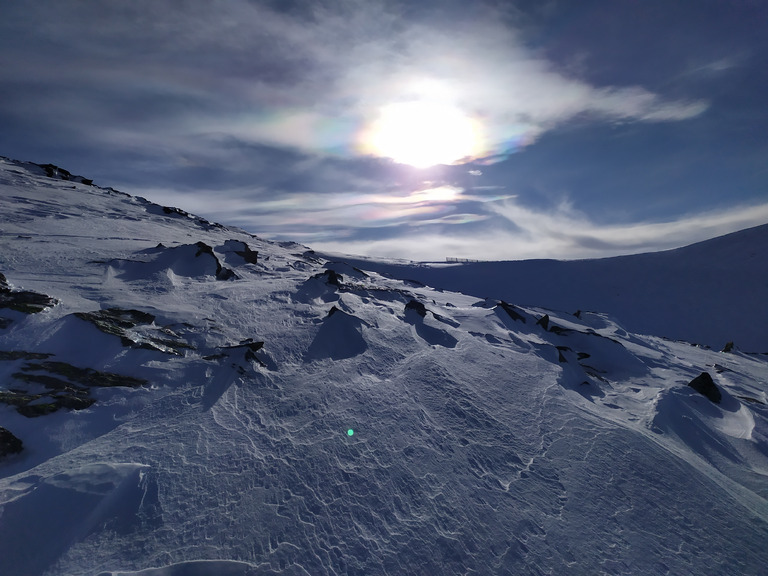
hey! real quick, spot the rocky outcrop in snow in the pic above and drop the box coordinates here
[0,272,58,314]
[0,427,23,458]
[688,371,722,404]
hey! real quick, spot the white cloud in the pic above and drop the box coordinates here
[2,1,708,164]
[309,200,768,261]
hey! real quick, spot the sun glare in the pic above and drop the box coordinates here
[363,101,483,168]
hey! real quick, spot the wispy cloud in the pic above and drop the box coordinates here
[141,165,768,263]
[309,200,768,261]
[202,4,709,160]
[139,181,508,232]
[0,0,708,164]
[2,0,763,265]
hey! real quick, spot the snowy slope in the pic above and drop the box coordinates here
[1,156,768,576]
[318,224,768,353]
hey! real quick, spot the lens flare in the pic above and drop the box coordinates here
[360,101,485,168]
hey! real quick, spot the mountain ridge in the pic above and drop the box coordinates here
[318,222,768,352]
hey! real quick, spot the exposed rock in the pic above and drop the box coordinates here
[144,204,225,230]
[220,339,264,353]
[295,271,343,303]
[74,308,192,355]
[721,341,735,353]
[75,308,156,339]
[0,350,52,361]
[115,242,233,281]
[16,400,61,418]
[0,273,58,313]
[234,242,259,265]
[405,299,428,318]
[0,427,23,458]
[308,269,344,288]
[573,310,582,319]
[324,262,368,281]
[19,361,147,388]
[688,372,722,404]
[216,267,237,281]
[196,242,237,281]
[498,301,526,323]
[0,354,147,418]
[218,339,266,363]
[195,241,214,257]
[35,162,93,185]
[163,205,191,217]
[549,324,570,335]
[324,269,343,287]
[536,314,550,331]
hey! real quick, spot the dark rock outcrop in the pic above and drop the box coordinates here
[35,162,93,185]
[233,242,259,265]
[533,313,569,335]
[195,242,237,281]
[218,339,265,363]
[0,427,23,458]
[216,267,237,281]
[0,273,58,314]
[0,354,147,418]
[688,372,722,404]
[498,301,526,323]
[145,204,225,230]
[323,269,343,288]
[405,299,428,318]
[163,206,190,217]
[74,308,193,355]
[721,341,735,353]
[75,308,156,339]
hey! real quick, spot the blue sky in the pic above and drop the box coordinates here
[1,0,767,260]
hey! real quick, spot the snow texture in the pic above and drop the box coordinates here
[1,156,767,575]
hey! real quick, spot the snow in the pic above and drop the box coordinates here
[1,155,767,575]
[318,223,768,353]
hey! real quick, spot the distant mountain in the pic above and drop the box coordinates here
[320,224,768,352]
[1,157,767,575]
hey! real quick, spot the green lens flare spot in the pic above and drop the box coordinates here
[347,429,354,436]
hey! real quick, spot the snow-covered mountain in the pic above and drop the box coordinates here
[1,156,767,576]
[318,223,768,354]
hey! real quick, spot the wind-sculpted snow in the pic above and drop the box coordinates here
[1,156,768,575]
[318,223,768,352]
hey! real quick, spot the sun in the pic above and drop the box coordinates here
[363,101,483,168]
